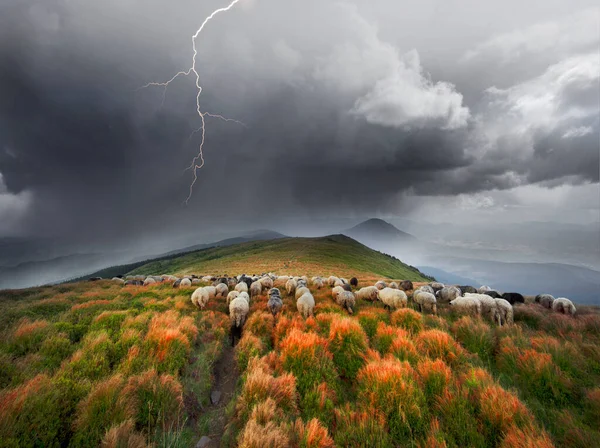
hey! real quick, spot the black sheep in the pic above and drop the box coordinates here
[459,285,478,294]
[350,277,358,288]
[400,280,414,291]
[502,292,525,305]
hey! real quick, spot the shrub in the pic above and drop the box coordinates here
[245,312,275,349]
[38,332,73,370]
[65,331,117,380]
[436,389,486,447]
[54,321,88,343]
[300,382,336,428]
[238,419,290,448]
[389,336,419,364]
[416,358,451,403]
[420,418,448,448]
[390,309,423,334]
[372,322,408,355]
[328,317,369,379]
[478,385,532,443]
[9,319,52,356]
[357,309,389,339]
[292,418,335,448]
[499,425,555,448]
[451,316,494,362]
[274,316,307,349]
[100,419,148,448]
[516,349,572,405]
[91,311,129,339]
[0,374,88,447]
[280,329,338,396]
[236,361,298,421]
[333,405,393,448]
[585,388,600,426]
[236,333,265,371]
[144,310,198,374]
[414,330,466,366]
[71,374,129,447]
[121,369,184,431]
[356,356,427,443]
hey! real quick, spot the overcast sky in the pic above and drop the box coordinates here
[0,0,598,248]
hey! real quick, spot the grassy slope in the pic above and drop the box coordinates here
[128,235,432,281]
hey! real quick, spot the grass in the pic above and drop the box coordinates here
[126,235,432,281]
[0,242,599,447]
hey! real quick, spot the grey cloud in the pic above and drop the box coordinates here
[0,0,598,246]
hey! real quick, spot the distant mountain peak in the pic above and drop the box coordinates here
[345,218,416,240]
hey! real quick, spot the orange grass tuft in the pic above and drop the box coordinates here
[414,329,465,365]
[328,316,369,378]
[390,308,424,333]
[293,418,335,448]
[478,385,531,433]
[499,425,555,448]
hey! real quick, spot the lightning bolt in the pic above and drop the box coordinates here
[139,0,246,204]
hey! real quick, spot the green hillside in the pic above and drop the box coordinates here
[127,235,432,281]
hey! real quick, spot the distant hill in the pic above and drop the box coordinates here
[127,235,433,281]
[417,266,481,287]
[344,218,416,241]
[157,230,286,258]
[431,257,600,305]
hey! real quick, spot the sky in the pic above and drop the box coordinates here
[0,0,598,254]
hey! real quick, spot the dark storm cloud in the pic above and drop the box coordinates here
[0,0,598,243]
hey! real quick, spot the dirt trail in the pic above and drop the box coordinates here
[201,343,239,448]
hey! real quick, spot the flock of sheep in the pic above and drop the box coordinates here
[106,272,577,346]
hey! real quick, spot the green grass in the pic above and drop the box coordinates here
[128,235,432,281]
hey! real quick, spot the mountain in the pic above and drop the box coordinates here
[428,257,600,305]
[416,266,481,287]
[156,230,286,258]
[344,218,416,241]
[127,235,432,281]
[0,253,112,290]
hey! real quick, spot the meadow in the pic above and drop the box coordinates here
[0,239,599,447]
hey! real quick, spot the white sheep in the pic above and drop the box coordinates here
[250,281,262,299]
[413,290,437,314]
[180,278,192,288]
[328,276,340,287]
[552,297,576,316]
[375,280,388,290]
[215,283,229,298]
[191,287,210,309]
[286,278,297,296]
[429,282,445,292]
[336,290,356,314]
[331,285,345,301]
[535,294,555,309]
[436,286,461,303]
[238,291,250,304]
[227,290,240,305]
[478,285,492,293]
[112,277,125,284]
[201,275,213,282]
[297,292,315,318]
[356,286,379,302]
[378,288,408,310]
[191,278,201,285]
[260,277,274,292]
[311,277,324,289]
[464,293,499,324]
[295,286,310,300]
[229,295,250,345]
[388,282,399,289]
[143,277,157,286]
[235,282,248,293]
[494,298,514,326]
[334,278,346,287]
[274,276,289,287]
[416,285,435,295]
[204,286,217,299]
[449,296,482,317]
